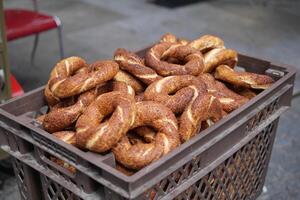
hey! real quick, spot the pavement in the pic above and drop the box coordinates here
[0,0,300,199]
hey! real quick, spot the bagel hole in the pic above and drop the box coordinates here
[60,95,79,107]
[168,90,178,96]
[200,119,211,131]
[164,57,185,65]
[202,48,215,54]
[226,84,260,97]
[127,132,145,145]
[223,81,237,90]
[101,112,114,123]
[47,95,79,113]
[176,114,181,120]
[66,124,76,132]
[130,126,156,143]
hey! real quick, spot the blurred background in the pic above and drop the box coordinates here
[0,0,299,199]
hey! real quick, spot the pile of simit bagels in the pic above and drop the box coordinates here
[37,33,274,174]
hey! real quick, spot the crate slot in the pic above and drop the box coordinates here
[42,175,84,200]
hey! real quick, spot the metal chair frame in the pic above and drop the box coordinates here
[7,0,64,64]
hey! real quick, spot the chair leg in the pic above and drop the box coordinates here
[57,25,64,59]
[30,34,39,65]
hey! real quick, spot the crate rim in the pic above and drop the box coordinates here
[0,52,296,199]
[0,54,296,181]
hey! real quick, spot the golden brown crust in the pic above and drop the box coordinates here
[179,94,223,142]
[114,48,162,85]
[76,91,136,153]
[113,70,145,93]
[112,81,135,99]
[188,35,225,53]
[113,101,180,170]
[160,33,189,45]
[36,114,46,124]
[44,86,60,107]
[49,57,88,80]
[145,43,204,76]
[204,48,238,73]
[160,33,177,43]
[43,88,99,133]
[178,38,189,45]
[49,60,119,98]
[48,96,77,111]
[45,56,89,106]
[201,109,228,131]
[144,75,207,114]
[44,81,134,134]
[214,65,274,89]
[198,73,248,112]
[53,131,77,146]
[95,80,136,98]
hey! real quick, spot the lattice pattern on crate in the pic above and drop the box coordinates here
[143,155,202,199]
[12,158,29,200]
[142,100,278,200]
[174,122,275,200]
[246,98,279,132]
[41,175,83,200]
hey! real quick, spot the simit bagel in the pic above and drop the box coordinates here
[214,65,274,89]
[76,91,136,153]
[144,75,207,114]
[113,101,180,170]
[145,43,204,76]
[49,60,119,98]
[114,48,162,85]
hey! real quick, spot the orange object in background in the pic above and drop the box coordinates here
[10,73,24,98]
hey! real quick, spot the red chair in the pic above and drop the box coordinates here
[4,0,64,63]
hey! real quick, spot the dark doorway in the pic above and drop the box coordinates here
[151,0,209,8]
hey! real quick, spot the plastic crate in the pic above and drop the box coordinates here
[0,50,296,200]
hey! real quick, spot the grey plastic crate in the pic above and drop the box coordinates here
[0,50,296,200]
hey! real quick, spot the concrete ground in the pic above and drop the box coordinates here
[1,0,300,199]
